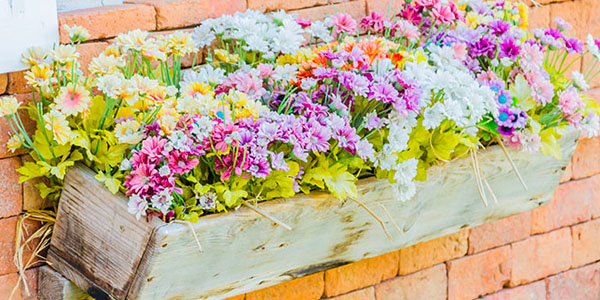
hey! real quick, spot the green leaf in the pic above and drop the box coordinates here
[430,129,459,161]
[510,74,535,111]
[95,171,122,194]
[540,129,562,159]
[37,160,74,180]
[302,155,357,199]
[16,161,48,183]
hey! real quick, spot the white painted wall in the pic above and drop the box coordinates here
[0,0,59,73]
[56,0,123,12]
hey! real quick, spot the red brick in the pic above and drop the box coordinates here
[7,70,30,94]
[447,246,511,300]
[571,136,600,180]
[374,264,446,300]
[0,217,18,276]
[469,212,531,254]
[531,178,596,234]
[366,0,405,15]
[248,0,322,11]
[0,73,7,94]
[324,251,398,297]
[528,4,550,30]
[479,280,546,300]
[328,287,374,300]
[224,295,245,300]
[22,268,39,300]
[399,230,468,275]
[546,262,600,300]
[126,0,246,30]
[0,272,21,299]
[0,158,23,218]
[58,4,156,43]
[292,1,367,22]
[572,218,600,268]
[246,272,324,300]
[549,0,600,40]
[510,228,572,286]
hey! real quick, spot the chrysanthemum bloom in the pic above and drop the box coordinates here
[116,29,149,52]
[519,43,544,72]
[88,53,125,76]
[43,110,73,145]
[21,46,47,67]
[54,83,91,116]
[0,96,21,117]
[115,119,144,145]
[331,13,357,34]
[63,24,91,43]
[6,134,22,153]
[25,63,53,88]
[558,88,584,115]
[166,31,196,56]
[50,45,79,65]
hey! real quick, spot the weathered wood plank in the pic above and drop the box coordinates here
[48,164,163,299]
[48,131,579,300]
[37,266,92,300]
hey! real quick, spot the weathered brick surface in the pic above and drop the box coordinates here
[7,70,30,94]
[0,73,7,94]
[374,264,446,300]
[328,287,374,300]
[510,228,572,286]
[0,272,21,299]
[530,179,595,234]
[0,158,23,218]
[246,272,324,300]
[479,280,546,300]
[571,136,600,180]
[528,4,550,29]
[366,0,405,15]
[549,0,600,40]
[0,217,18,276]
[324,251,398,297]
[292,1,366,22]
[78,42,110,75]
[399,230,468,275]
[58,4,156,43]
[22,267,39,300]
[571,218,600,268]
[469,212,530,254]
[546,262,600,300]
[126,0,246,30]
[447,246,512,300]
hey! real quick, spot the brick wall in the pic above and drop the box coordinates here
[1,0,599,299]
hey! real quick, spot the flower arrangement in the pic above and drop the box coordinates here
[2,0,600,224]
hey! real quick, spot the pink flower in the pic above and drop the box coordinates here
[451,43,467,61]
[431,4,456,24]
[415,0,439,8]
[392,20,418,41]
[520,43,544,72]
[503,131,525,151]
[256,63,274,80]
[208,122,239,153]
[331,13,357,34]
[168,150,199,175]
[125,163,158,196]
[567,112,584,127]
[476,70,498,82]
[295,18,312,29]
[526,72,554,105]
[558,88,583,115]
[360,12,385,32]
[140,136,167,164]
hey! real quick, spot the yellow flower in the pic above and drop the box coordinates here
[88,53,125,76]
[63,24,90,43]
[115,107,135,121]
[103,45,121,57]
[166,31,196,56]
[141,41,167,61]
[21,47,47,67]
[25,63,53,88]
[50,45,80,65]
[239,98,268,119]
[157,108,179,135]
[54,83,91,116]
[0,96,21,117]
[176,82,216,114]
[516,2,529,29]
[6,134,22,153]
[43,111,73,145]
[114,119,144,144]
[214,49,239,64]
[116,29,149,52]
[183,81,212,98]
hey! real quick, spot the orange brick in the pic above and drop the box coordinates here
[546,261,600,300]
[0,73,7,94]
[22,268,39,300]
[328,287,374,300]
[324,251,398,297]
[366,0,405,15]
[292,1,367,22]
[0,94,36,159]
[572,218,600,268]
[571,136,600,180]
[399,230,468,275]
[549,0,600,40]
[248,0,320,11]
[0,272,21,299]
[374,264,446,300]
[479,280,546,300]
[510,228,572,286]
[531,178,595,234]
[528,4,550,30]
[22,176,49,211]
[126,0,246,30]
[224,295,245,300]
[560,159,572,183]
[58,4,156,43]
[0,158,23,218]
[7,70,30,94]
[246,272,324,300]
[447,246,511,300]
[78,42,109,75]
[0,217,18,276]
[469,212,531,254]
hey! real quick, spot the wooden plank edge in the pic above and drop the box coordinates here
[38,266,92,300]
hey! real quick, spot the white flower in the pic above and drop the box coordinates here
[96,74,123,97]
[582,113,600,137]
[301,78,318,90]
[151,189,174,214]
[197,192,218,210]
[391,158,418,202]
[158,165,171,177]
[272,64,297,82]
[120,158,132,171]
[183,65,226,85]
[114,120,144,145]
[308,20,333,43]
[192,23,216,47]
[571,71,590,91]
[128,194,148,220]
[587,34,600,60]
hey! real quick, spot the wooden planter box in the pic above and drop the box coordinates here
[46,131,579,300]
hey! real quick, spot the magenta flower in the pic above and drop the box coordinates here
[125,163,158,196]
[140,136,167,164]
[331,13,357,34]
[167,150,199,175]
[295,18,312,29]
[369,82,399,104]
[360,12,386,32]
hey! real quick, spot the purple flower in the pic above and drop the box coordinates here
[269,151,290,172]
[554,17,572,31]
[488,20,510,35]
[313,67,339,79]
[470,37,497,58]
[368,82,399,104]
[564,37,584,54]
[499,38,521,60]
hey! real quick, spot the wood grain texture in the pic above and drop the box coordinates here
[37,266,92,300]
[48,131,579,300]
